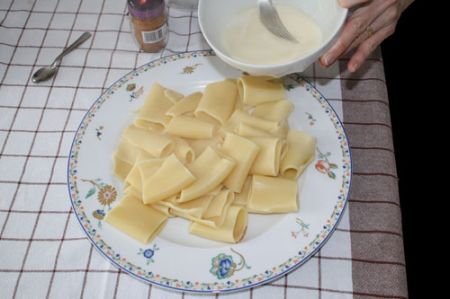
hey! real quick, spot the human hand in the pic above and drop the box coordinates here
[320,0,414,72]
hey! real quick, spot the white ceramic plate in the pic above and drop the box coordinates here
[67,50,351,294]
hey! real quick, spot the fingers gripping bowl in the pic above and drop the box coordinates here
[198,0,348,77]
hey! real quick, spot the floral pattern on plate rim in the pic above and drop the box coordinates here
[81,178,117,228]
[291,218,310,239]
[138,244,159,265]
[315,148,339,179]
[210,248,251,280]
[67,50,351,293]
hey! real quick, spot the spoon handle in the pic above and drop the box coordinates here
[53,32,92,66]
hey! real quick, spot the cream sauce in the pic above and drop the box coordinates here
[223,5,323,65]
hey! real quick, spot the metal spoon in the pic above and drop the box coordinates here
[258,0,297,42]
[32,32,92,83]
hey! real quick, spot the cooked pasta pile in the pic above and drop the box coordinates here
[105,76,316,244]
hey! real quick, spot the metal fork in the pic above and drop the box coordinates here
[258,0,298,42]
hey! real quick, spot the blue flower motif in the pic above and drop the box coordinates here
[219,257,233,278]
[138,244,159,265]
[143,249,154,259]
[210,254,236,279]
[209,249,250,279]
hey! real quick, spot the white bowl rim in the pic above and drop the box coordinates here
[198,0,348,70]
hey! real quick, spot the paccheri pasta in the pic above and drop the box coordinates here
[106,76,316,244]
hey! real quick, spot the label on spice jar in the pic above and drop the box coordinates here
[142,24,167,44]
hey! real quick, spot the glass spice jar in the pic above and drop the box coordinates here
[128,0,168,53]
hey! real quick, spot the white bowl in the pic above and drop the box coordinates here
[198,0,347,77]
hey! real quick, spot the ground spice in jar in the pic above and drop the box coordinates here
[128,0,168,53]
